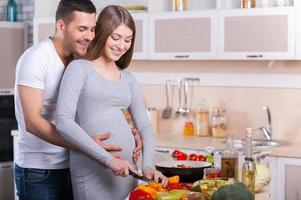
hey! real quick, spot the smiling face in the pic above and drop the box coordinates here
[60,11,96,57]
[102,24,133,62]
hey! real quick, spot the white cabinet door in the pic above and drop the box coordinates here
[131,12,149,60]
[277,157,301,200]
[149,11,218,60]
[296,7,301,59]
[218,7,295,60]
[33,18,55,45]
[0,22,27,89]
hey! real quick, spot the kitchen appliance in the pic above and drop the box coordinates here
[0,89,17,200]
[155,160,211,183]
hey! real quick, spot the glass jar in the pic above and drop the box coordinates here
[183,121,194,136]
[172,0,187,11]
[211,108,227,138]
[195,99,209,136]
[241,0,255,8]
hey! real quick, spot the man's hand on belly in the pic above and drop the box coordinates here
[92,132,122,158]
[132,128,142,163]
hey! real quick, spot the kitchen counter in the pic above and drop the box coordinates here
[155,133,301,158]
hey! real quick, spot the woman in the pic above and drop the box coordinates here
[55,5,167,200]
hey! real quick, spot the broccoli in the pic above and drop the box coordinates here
[211,182,254,200]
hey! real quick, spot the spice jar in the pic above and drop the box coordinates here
[183,121,194,136]
[211,108,227,138]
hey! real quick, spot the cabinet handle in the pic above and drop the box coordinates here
[246,54,263,58]
[174,55,190,58]
[155,149,170,153]
[1,165,12,169]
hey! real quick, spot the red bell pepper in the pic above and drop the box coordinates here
[172,150,188,160]
[129,189,153,200]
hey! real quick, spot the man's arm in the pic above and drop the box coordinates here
[18,85,77,150]
[18,85,122,153]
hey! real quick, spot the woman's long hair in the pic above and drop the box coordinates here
[85,5,136,69]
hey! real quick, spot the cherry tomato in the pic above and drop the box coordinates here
[197,154,206,161]
[189,153,198,161]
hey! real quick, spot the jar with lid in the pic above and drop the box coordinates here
[212,108,227,138]
[195,99,209,136]
[183,121,194,136]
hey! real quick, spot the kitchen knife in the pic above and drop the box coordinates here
[129,170,153,182]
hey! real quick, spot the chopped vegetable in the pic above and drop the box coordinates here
[168,176,180,184]
[211,182,254,200]
[129,189,153,200]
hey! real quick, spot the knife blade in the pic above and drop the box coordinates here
[129,170,153,182]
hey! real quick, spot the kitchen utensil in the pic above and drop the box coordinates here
[129,169,153,182]
[162,80,172,119]
[175,79,183,117]
[155,160,211,183]
[182,79,189,116]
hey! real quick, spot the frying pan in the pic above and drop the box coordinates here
[155,160,212,183]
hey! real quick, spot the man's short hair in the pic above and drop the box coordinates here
[55,0,96,24]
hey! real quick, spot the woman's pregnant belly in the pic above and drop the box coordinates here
[78,108,135,162]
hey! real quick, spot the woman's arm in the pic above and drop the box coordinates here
[127,72,155,170]
[55,61,113,166]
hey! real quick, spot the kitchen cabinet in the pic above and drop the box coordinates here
[277,157,301,200]
[33,1,301,60]
[296,7,301,59]
[149,11,218,60]
[33,18,55,44]
[33,15,148,59]
[218,7,295,60]
[0,22,27,89]
[131,12,149,60]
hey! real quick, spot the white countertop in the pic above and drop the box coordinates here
[155,133,301,158]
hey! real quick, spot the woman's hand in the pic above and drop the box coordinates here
[107,158,134,177]
[143,168,168,186]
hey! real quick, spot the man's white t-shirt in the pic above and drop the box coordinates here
[14,38,69,169]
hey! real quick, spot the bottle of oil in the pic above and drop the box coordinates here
[221,134,238,179]
[242,128,256,196]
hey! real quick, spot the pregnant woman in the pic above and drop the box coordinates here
[55,5,167,200]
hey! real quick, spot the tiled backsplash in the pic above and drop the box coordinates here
[0,0,34,46]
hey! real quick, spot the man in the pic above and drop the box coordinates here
[14,1,142,199]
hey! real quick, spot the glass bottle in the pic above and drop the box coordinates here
[242,128,256,196]
[172,0,187,11]
[6,0,17,22]
[183,121,194,136]
[195,99,209,136]
[221,134,238,179]
[241,0,255,8]
[212,108,227,138]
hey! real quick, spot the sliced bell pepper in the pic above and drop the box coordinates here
[167,175,180,184]
[129,189,153,200]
